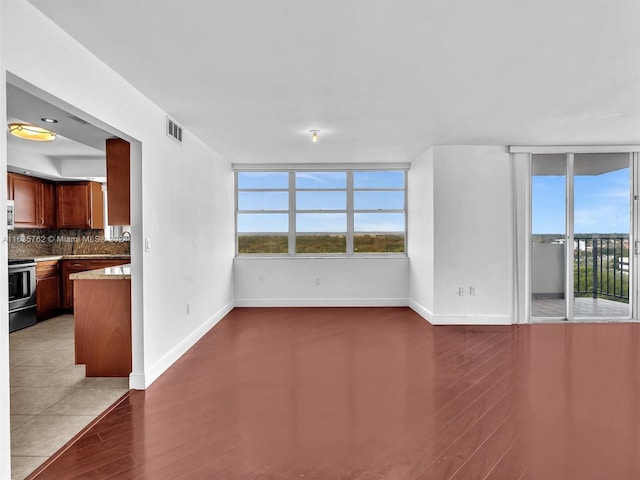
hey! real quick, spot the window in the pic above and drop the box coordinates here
[353,171,406,254]
[237,172,289,254]
[296,172,347,254]
[236,168,406,255]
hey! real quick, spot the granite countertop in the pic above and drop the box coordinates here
[10,254,131,262]
[70,264,131,280]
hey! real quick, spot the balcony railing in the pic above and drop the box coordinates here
[574,235,629,302]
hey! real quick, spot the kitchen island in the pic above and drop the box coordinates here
[70,264,131,377]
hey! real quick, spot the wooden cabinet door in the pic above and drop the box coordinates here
[36,276,61,319]
[57,183,91,228]
[56,182,104,229]
[106,138,131,225]
[39,180,57,228]
[36,261,61,320]
[88,181,104,229]
[10,173,39,227]
[62,260,87,309]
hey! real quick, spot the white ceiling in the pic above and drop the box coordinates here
[25,0,640,164]
[6,84,111,152]
[6,83,109,181]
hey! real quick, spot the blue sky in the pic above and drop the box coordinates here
[532,168,630,234]
[237,171,405,233]
[238,169,629,235]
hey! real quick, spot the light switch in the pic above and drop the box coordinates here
[145,238,151,252]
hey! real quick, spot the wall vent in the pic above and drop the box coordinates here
[166,116,183,144]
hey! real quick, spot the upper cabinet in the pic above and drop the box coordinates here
[8,173,38,227]
[106,138,131,226]
[7,173,105,230]
[7,172,57,228]
[56,181,104,229]
[40,180,57,228]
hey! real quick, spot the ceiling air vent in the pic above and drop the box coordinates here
[166,116,183,144]
[66,114,90,125]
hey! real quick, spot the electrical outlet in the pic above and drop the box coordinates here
[144,237,151,252]
[458,287,465,296]
[470,286,476,296]
[316,277,320,285]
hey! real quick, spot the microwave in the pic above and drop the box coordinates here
[7,200,14,230]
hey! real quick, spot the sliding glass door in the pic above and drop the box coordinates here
[531,153,632,321]
[531,155,567,319]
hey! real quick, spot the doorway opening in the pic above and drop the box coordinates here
[4,74,142,479]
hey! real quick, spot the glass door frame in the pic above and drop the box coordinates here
[511,146,640,324]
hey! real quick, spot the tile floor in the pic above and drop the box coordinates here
[9,314,129,480]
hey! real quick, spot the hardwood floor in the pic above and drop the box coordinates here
[28,307,640,479]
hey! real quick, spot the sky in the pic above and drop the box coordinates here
[238,168,629,235]
[532,168,630,234]
[237,171,406,234]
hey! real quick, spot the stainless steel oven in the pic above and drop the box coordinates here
[9,259,37,332]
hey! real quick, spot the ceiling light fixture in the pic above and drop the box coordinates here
[8,123,56,142]
[41,117,58,124]
[310,130,319,143]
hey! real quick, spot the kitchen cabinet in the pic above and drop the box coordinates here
[106,138,131,225]
[36,260,61,320]
[39,180,57,228]
[86,259,130,270]
[7,174,107,229]
[62,260,87,310]
[74,277,131,376]
[8,173,39,227]
[56,181,104,229]
[7,173,57,228]
[61,258,129,310]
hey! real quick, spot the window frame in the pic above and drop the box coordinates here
[352,170,406,255]
[235,172,290,254]
[295,171,348,255]
[235,165,408,257]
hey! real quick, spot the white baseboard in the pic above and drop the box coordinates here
[409,301,512,325]
[128,373,146,390]
[129,299,235,390]
[429,313,513,325]
[409,300,434,324]
[234,298,409,307]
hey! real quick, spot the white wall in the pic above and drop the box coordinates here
[0,2,235,470]
[0,1,10,475]
[531,243,565,296]
[59,158,105,179]
[409,146,515,325]
[408,147,434,319]
[7,143,62,177]
[8,143,106,180]
[235,257,409,306]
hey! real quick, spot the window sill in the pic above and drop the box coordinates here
[234,254,408,260]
